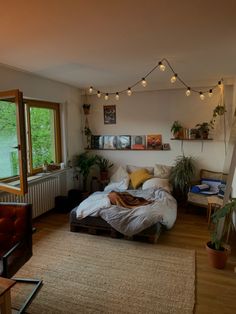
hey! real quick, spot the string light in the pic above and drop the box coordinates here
[115,92,119,100]
[127,87,132,96]
[158,61,166,71]
[170,74,177,83]
[199,92,205,100]
[186,87,191,96]
[141,78,147,87]
[88,58,223,100]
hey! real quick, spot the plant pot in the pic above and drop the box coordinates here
[173,131,180,139]
[100,171,108,181]
[205,241,229,269]
[202,132,209,139]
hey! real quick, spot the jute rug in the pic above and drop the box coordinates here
[12,228,195,314]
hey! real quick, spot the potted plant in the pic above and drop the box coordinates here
[96,155,113,181]
[206,198,236,269]
[84,126,92,148]
[83,104,90,115]
[171,121,183,139]
[169,155,195,202]
[195,122,212,139]
[74,152,97,192]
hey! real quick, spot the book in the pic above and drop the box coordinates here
[131,135,146,149]
[146,134,162,149]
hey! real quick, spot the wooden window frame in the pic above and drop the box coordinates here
[24,99,61,175]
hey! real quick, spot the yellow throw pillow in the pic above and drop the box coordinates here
[130,168,152,189]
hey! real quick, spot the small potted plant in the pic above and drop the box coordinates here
[206,198,236,269]
[83,104,90,115]
[171,121,183,139]
[96,155,113,181]
[195,122,211,139]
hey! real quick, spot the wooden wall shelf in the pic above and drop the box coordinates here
[171,138,213,141]
[85,148,170,151]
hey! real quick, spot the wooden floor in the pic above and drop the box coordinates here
[34,206,236,314]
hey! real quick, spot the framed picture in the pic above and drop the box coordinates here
[91,135,103,149]
[162,143,171,150]
[103,135,117,149]
[104,105,116,124]
[117,135,131,149]
[131,135,146,149]
[146,134,162,150]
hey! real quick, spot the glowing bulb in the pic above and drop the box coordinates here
[127,88,132,96]
[115,92,119,101]
[97,91,101,98]
[170,74,177,83]
[89,86,93,94]
[199,92,205,100]
[158,61,165,71]
[105,93,109,100]
[186,88,191,96]
[208,89,213,97]
[141,78,147,87]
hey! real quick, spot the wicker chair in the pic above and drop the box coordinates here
[0,202,42,313]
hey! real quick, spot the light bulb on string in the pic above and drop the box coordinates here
[218,81,222,88]
[97,91,101,98]
[141,78,147,87]
[127,88,132,96]
[208,89,213,97]
[89,86,93,94]
[170,74,177,83]
[105,93,109,100]
[115,92,119,101]
[158,61,165,71]
[186,87,191,96]
[199,92,205,100]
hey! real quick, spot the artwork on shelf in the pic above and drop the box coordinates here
[91,135,103,149]
[146,134,162,150]
[117,135,131,149]
[104,105,116,124]
[131,135,146,149]
[162,143,171,150]
[103,135,117,149]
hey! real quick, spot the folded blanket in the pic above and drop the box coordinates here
[108,191,152,209]
[191,184,210,193]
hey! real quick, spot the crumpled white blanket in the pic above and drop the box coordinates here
[75,188,177,236]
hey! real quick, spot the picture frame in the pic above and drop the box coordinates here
[103,135,117,149]
[146,134,162,150]
[131,135,146,149]
[104,105,116,124]
[162,143,171,150]
[117,135,131,149]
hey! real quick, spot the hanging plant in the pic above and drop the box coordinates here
[210,105,226,128]
[83,104,91,115]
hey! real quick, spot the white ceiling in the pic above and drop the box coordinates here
[1,0,236,92]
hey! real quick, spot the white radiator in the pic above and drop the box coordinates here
[0,171,72,218]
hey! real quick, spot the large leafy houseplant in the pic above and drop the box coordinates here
[169,155,195,199]
[74,152,97,191]
[206,198,236,268]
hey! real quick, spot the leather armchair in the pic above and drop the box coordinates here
[0,202,42,313]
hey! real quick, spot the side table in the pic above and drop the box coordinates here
[0,277,16,314]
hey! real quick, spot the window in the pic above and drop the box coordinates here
[0,91,61,195]
[25,100,61,174]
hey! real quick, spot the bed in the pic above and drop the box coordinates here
[70,164,177,243]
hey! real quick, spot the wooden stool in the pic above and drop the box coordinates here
[0,277,16,314]
[207,196,223,227]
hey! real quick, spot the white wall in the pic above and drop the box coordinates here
[87,85,234,177]
[0,64,83,162]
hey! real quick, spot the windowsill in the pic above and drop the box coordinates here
[0,168,71,189]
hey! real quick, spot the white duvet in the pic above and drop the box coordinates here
[75,188,177,236]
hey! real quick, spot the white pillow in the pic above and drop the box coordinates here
[104,179,129,192]
[126,164,154,175]
[142,177,171,193]
[154,164,172,179]
[110,166,130,184]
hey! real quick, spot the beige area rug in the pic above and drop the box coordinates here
[12,228,195,314]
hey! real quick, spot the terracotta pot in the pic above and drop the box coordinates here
[100,171,108,181]
[205,241,229,269]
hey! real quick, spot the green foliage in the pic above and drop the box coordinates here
[0,101,16,133]
[95,155,113,171]
[74,152,97,190]
[171,121,182,134]
[210,198,236,250]
[169,155,195,195]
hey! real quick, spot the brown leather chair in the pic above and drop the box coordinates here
[0,202,42,313]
